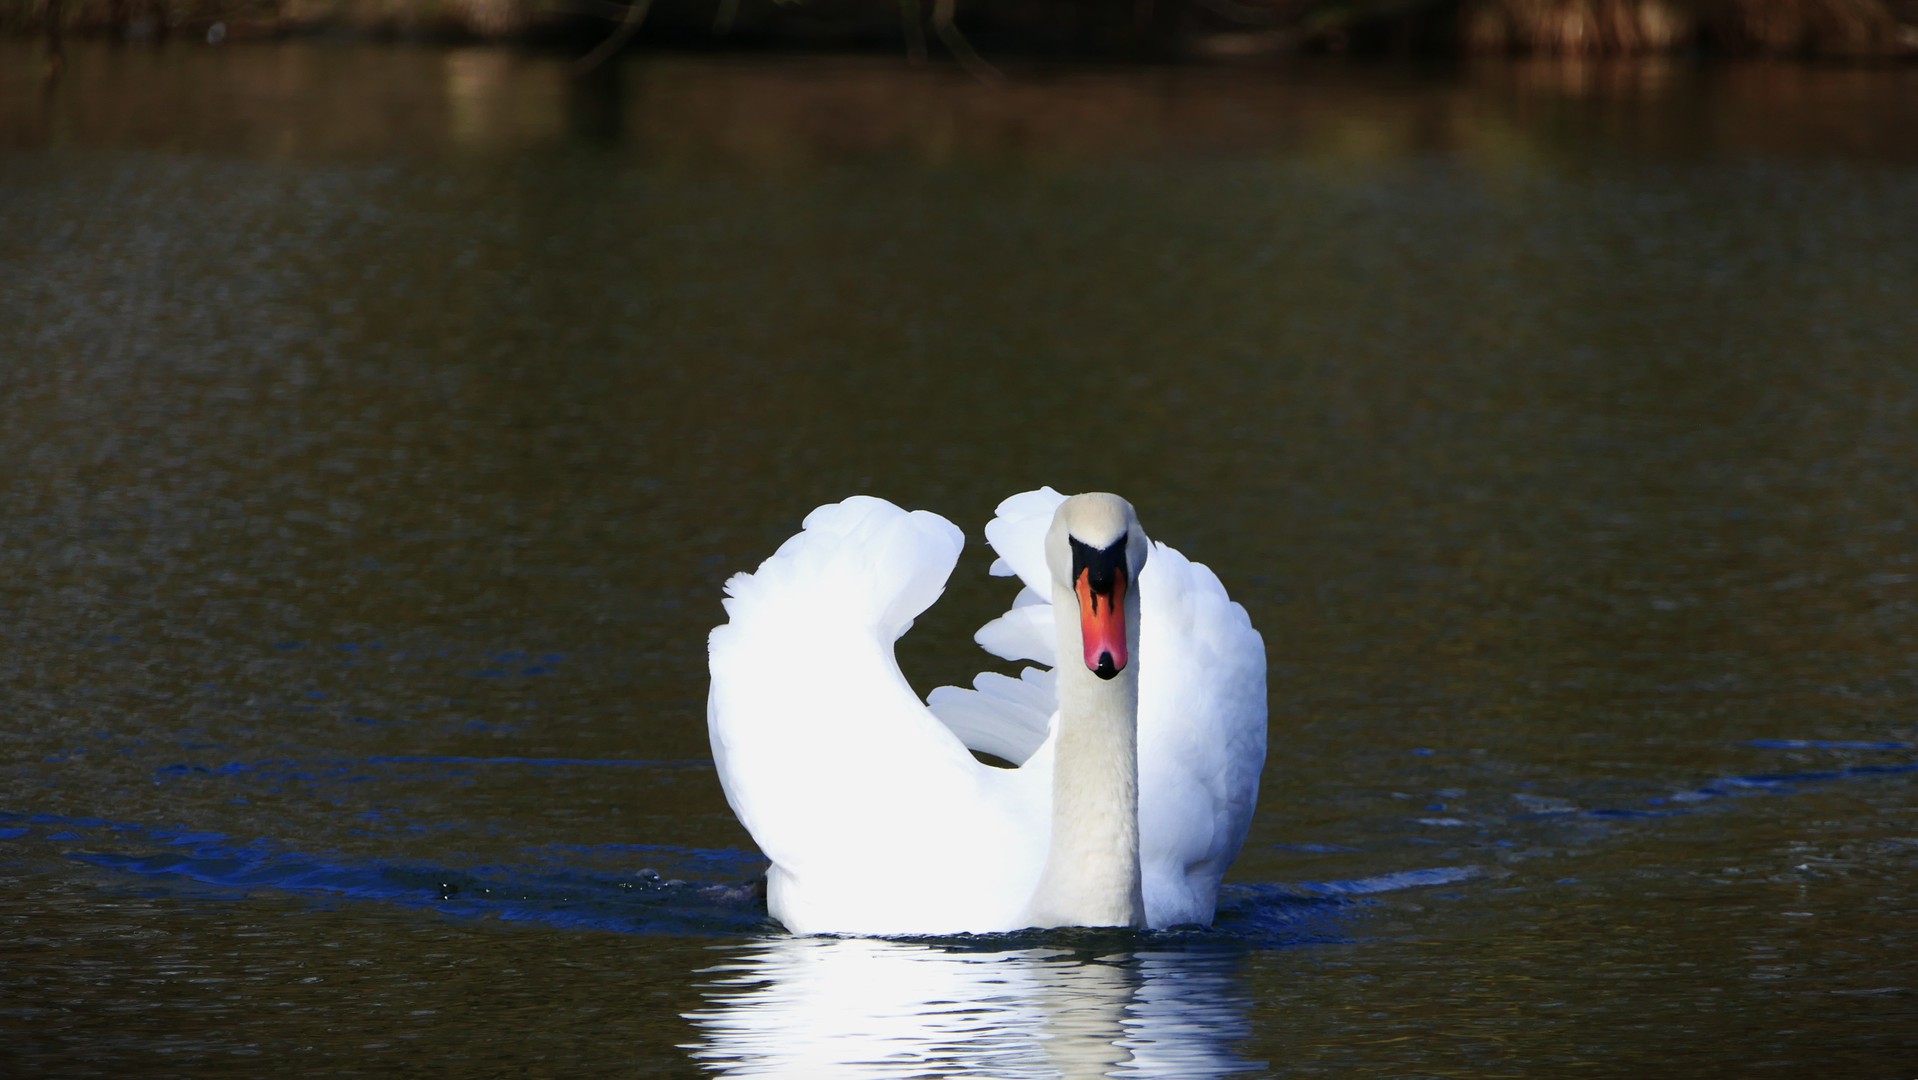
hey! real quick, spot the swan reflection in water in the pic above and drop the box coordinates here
[684,934,1262,1078]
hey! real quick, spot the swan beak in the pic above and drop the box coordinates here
[1074,567,1128,680]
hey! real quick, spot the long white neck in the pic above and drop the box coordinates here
[1025,580,1146,929]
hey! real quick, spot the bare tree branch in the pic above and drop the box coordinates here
[932,0,1003,83]
[575,0,654,76]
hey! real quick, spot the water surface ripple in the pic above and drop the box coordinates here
[3,39,1916,1076]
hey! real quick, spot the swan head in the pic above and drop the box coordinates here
[1046,493,1150,682]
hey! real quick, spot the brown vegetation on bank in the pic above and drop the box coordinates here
[1459,0,1916,56]
[9,0,1917,61]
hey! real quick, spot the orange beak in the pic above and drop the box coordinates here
[1075,567,1128,680]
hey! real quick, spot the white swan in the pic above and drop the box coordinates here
[706,488,1266,936]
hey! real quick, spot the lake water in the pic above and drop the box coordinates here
[3,39,1916,1075]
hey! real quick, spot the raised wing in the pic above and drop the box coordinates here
[925,488,1069,765]
[707,496,1047,934]
[1133,539,1267,927]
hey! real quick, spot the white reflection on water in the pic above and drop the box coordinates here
[684,935,1261,1078]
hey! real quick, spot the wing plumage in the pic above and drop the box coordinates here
[1133,539,1268,926]
[924,667,1056,766]
[707,496,1048,935]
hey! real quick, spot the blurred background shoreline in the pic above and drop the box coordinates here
[7,39,1914,168]
[8,0,1918,70]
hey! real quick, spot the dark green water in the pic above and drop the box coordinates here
[3,40,1916,1075]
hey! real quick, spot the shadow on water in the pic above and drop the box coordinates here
[0,741,1910,1073]
[0,808,773,937]
[1,739,1908,938]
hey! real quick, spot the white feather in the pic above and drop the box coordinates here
[1134,539,1268,926]
[973,604,1056,667]
[927,667,1056,766]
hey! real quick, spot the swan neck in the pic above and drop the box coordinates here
[1026,582,1145,929]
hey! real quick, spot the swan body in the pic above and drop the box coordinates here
[706,488,1266,935]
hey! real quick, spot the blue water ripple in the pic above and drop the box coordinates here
[1,810,771,936]
[1745,738,1912,751]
